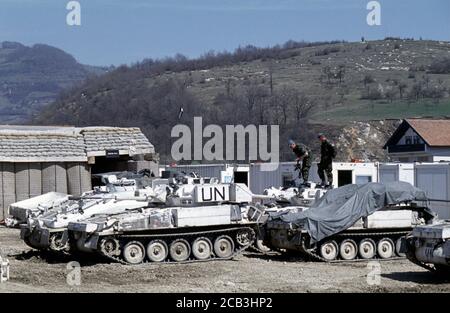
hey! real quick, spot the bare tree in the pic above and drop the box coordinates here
[267,94,283,125]
[409,82,424,101]
[277,86,293,125]
[336,64,346,84]
[362,74,375,98]
[385,87,397,103]
[398,82,407,99]
[290,90,315,122]
[257,95,268,124]
[243,81,267,121]
[267,61,274,96]
[322,66,332,84]
[225,78,233,97]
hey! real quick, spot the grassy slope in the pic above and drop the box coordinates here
[0,42,107,123]
[312,99,450,124]
[34,39,450,162]
[148,39,450,124]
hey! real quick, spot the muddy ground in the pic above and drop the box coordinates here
[0,226,449,293]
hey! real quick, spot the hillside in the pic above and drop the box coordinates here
[35,39,450,162]
[0,41,108,123]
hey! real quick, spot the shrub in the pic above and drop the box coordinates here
[429,58,450,74]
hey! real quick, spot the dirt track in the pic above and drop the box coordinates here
[0,226,449,293]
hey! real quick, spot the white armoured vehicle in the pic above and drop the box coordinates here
[404,221,450,274]
[68,178,265,264]
[13,171,167,252]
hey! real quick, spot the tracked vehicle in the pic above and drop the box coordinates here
[263,182,435,262]
[263,183,327,208]
[404,221,450,274]
[68,181,265,264]
[7,170,155,227]
[15,171,167,252]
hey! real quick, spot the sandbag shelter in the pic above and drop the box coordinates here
[0,125,157,220]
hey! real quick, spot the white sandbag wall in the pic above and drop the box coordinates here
[0,162,92,220]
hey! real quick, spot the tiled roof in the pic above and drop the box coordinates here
[0,125,154,162]
[407,119,450,146]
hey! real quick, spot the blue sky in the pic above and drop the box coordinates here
[0,0,449,66]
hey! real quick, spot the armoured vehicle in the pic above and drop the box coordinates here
[263,183,327,208]
[14,171,167,252]
[404,221,450,274]
[7,170,155,227]
[262,182,435,261]
[68,180,265,264]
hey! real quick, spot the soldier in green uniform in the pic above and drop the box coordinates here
[317,133,336,188]
[289,139,312,187]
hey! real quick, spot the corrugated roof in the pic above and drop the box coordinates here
[0,125,154,162]
[407,119,450,146]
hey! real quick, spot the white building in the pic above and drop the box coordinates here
[384,119,450,162]
[166,161,450,219]
[0,125,157,220]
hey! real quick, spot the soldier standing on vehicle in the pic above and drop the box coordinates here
[317,133,336,188]
[289,139,312,187]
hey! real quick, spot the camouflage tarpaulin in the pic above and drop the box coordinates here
[269,182,434,243]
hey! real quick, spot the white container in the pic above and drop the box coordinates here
[378,163,415,185]
[415,163,450,219]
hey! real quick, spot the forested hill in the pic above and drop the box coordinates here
[0,41,108,123]
[34,38,450,162]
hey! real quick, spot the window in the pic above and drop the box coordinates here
[413,136,420,144]
[417,156,430,162]
[234,171,248,186]
[405,136,412,145]
[337,170,352,187]
[356,175,372,184]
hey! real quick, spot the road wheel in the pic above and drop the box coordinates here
[100,237,120,257]
[122,241,145,264]
[214,236,235,259]
[339,239,358,260]
[319,240,338,261]
[358,238,376,259]
[192,237,212,260]
[236,229,254,247]
[147,240,168,262]
[169,239,191,262]
[49,232,69,252]
[377,238,395,259]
